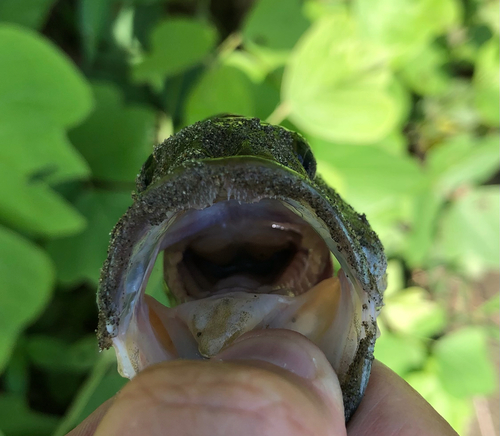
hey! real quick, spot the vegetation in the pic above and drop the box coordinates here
[0,0,498,435]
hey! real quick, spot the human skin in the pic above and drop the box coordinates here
[67,330,458,436]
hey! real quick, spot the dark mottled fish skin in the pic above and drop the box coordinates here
[97,116,386,421]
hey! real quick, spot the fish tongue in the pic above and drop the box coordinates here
[173,292,291,357]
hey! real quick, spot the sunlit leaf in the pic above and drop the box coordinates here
[427,135,500,196]
[384,287,447,338]
[374,331,427,376]
[0,0,56,29]
[0,162,86,237]
[473,38,500,127]
[400,44,450,96]
[283,13,397,144]
[46,190,132,286]
[355,0,461,65]
[0,25,92,183]
[69,82,156,182]
[0,226,55,372]
[311,138,424,210]
[439,186,500,275]
[242,0,309,50]
[185,65,255,124]
[434,326,498,397]
[404,187,443,267]
[133,18,217,85]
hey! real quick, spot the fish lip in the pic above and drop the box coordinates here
[97,155,387,422]
[98,156,385,350]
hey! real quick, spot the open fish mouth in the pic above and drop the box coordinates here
[97,118,386,420]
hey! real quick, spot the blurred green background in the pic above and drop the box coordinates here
[0,0,498,435]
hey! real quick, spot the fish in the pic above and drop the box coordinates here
[97,115,387,420]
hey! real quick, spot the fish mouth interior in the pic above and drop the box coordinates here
[115,198,364,380]
[162,199,333,302]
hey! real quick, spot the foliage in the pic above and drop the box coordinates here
[0,1,498,435]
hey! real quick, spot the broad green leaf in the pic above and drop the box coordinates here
[400,44,450,96]
[384,260,405,298]
[0,0,56,29]
[0,25,92,183]
[0,394,59,436]
[46,190,132,286]
[384,287,447,338]
[355,0,461,66]
[0,333,18,377]
[133,18,217,85]
[374,330,427,376]
[311,139,424,209]
[185,65,255,125]
[69,82,156,182]
[427,135,500,196]
[439,186,500,275]
[26,335,98,373]
[406,367,473,434]
[282,13,398,144]
[0,226,55,372]
[473,38,500,127]
[434,326,498,397]
[0,161,86,237]
[242,0,309,50]
[404,187,443,267]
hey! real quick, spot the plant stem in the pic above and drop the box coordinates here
[266,101,292,125]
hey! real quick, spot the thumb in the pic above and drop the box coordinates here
[94,329,346,436]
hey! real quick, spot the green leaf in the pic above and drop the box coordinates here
[384,259,405,298]
[355,0,461,66]
[427,135,500,197]
[26,335,98,373]
[438,186,500,275]
[185,65,255,125]
[311,139,424,209]
[133,18,217,85]
[404,187,443,267]
[374,331,427,376]
[78,0,112,62]
[0,394,59,436]
[69,82,156,182]
[0,226,55,372]
[384,287,447,338]
[434,326,498,397]
[282,13,398,144]
[0,161,87,237]
[242,0,309,50]
[0,25,92,183]
[46,190,132,286]
[400,44,450,96]
[473,38,500,127]
[406,367,473,434]
[0,0,56,29]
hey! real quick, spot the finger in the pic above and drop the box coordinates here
[65,399,114,436]
[347,360,458,436]
[94,330,346,436]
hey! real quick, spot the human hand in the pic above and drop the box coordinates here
[67,330,458,436]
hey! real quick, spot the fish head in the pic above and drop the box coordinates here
[97,116,387,420]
